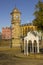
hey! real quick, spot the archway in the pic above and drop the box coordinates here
[33,40,37,53]
[28,40,32,53]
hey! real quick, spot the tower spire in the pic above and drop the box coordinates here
[15,4,16,8]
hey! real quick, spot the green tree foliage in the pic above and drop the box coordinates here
[32,0,43,31]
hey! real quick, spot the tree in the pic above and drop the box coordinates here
[32,0,43,31]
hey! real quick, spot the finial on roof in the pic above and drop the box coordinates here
[15,4,16,8]
[10,5,21,15]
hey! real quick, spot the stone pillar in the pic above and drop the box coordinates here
[24,40,28,56]
[24,40,26,55]
[27,40,28,55]
[37,43,39,53]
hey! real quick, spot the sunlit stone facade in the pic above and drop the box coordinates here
[11,8,21,47]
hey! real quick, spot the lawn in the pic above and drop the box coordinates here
[0,47,43,65]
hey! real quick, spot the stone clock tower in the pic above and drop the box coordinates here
[11,8,21,48]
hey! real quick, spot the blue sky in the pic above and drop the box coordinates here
[0,0,43,32]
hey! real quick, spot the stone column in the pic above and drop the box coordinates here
[24,40,26,55]
[24,39,28,56]
[32,42,34,53]
[27,40,28,55]
[37,43,39,53]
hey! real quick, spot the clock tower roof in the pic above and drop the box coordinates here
[11,8,21,14]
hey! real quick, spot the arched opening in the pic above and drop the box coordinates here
[25,27,27,36]
[28,40,32,53]
[33,40,37,53]
[28,27,30,32]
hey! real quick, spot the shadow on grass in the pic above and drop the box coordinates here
[0,52,11,60]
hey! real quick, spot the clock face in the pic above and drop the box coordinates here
[16,15,19,19]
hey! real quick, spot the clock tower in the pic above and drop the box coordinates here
[11,8,21,48]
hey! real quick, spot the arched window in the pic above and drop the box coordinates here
[28,40,32,53]
[28,27,30,32]
[25,27,27,36]
[23,28,24,37]
[33,40,37,53]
